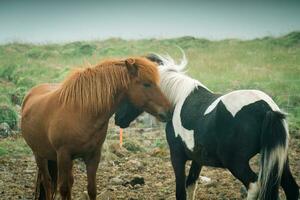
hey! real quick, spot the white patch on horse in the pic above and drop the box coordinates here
[186,183,197,200]
[204,90,280,117]
[155,53,209,151]
[247,182,260,200]
[172,102,195,150]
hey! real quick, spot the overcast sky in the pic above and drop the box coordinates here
[0,0,299,43]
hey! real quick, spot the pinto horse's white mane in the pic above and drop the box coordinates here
[153,52,211,150]
[154,53,211,106]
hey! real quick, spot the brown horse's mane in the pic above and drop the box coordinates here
[58,57,159,113]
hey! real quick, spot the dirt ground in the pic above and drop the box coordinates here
[0,127,299,200]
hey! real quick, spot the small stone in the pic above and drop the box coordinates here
[109,143,128,157]
[127,159,144,170]
[97,190,111,199]
[155,182,163,187]
[0,122,12,138]
[200,175,211,183]
[204,180,217,187]
[109,177,124,185]
[24,169,36,173]
[150,147,168,157]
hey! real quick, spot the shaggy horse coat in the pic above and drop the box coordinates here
[115,54,299,200]
[21,57,172,200]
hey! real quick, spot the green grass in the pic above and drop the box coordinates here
[0,32,300,134]
[0,137,31,156]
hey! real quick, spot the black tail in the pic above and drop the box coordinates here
[35,160,57,200]
[258,111,289,200]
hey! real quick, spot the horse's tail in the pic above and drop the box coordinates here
[258,110,289,200]
[35,160,58,200]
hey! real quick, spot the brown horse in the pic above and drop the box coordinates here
[21,57,172,200]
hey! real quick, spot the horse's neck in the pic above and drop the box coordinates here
[161,74,212,106]
[85,91,126,131]
[98,91,126,116]
[164,75,217,131]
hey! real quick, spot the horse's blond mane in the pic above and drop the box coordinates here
[58,57,159,114]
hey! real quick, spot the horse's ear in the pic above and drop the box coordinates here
[125,58,138,76]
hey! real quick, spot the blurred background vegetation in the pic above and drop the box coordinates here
[0,32,300,135]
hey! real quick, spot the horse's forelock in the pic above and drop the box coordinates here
[134,57,160,84]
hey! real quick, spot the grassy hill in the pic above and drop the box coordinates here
[1,32,300,132]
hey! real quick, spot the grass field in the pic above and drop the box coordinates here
[0,32,300,155]
[0,32,300,199]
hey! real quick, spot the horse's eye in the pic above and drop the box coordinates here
[143,83,151,88]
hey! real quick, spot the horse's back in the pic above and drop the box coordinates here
[211,90,282,163]
[22,83,59,111]
[189,89,281,165]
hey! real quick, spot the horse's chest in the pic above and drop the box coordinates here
[72,133,106,158]
[81,130,106,149]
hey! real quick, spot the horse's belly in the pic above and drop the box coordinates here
[23,134,56,160]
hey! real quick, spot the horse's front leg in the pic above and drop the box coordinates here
[166,122,188,200]
[84,147,101,200]
[169,144,188,200]
[171,153,187,200]
[34,155,52,200]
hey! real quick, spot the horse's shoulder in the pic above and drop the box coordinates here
[181,89,219,130]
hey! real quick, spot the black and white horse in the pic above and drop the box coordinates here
[115,53,299,200]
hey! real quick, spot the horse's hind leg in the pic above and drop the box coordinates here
[280,157,299,200]
[186,161,202,200]
[35,155,52,200]
[57,149,73,200]
[226,160,258,200]
[47,160,58,199]
[84,147,101,200]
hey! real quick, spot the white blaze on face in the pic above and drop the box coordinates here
[204,90,280,117]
